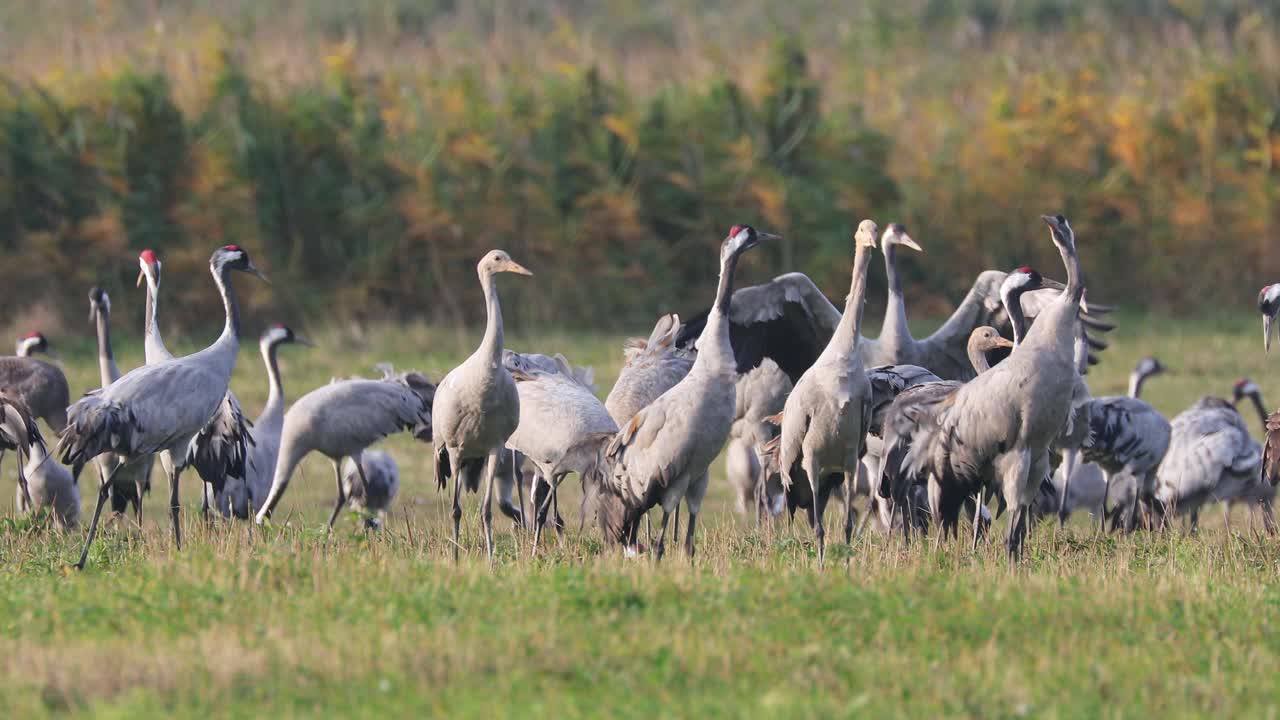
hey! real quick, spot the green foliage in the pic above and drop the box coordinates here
[2,0,1280,334]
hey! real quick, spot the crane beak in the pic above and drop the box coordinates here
[993,336,1015,350]
[246,262,270,284]
[503,260,533,277]
[1265,313,1274,353]
[757,232,781,242]
[899,234,923,252]
[136,269,145,288]
[1040,214,1056,227]
[1039,277,1068,292]
[294,335,316,348]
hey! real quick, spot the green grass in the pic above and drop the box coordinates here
[2,313,1279,717]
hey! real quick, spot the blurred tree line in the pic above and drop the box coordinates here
[1,0,1279,336]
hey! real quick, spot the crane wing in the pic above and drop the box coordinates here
[188,390,253,493]
[1264,409,1280,487]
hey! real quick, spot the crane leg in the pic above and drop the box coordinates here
[654,508,671,561]
[531,473,555,557]
[512,449,525,530]
[168,465,182,551]
[971,493,983,554]
[843,470,856,545]
[451,461,464,562]
[684,510,699,559]
[672,505,680,545]
[75,464,122,570]
[552,485,564,537]
[481,449,498,562]
[15,452,32,511]
[326,460,348,533]
[1261,499,1278,536]
[805,458,825,566]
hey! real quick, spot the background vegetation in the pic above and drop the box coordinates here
[3,0,1280,339]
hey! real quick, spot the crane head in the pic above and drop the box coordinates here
[137,249,161,289]
[213,245,269,283]
[881,222,921,252]
[724,225,776,260]
[88,287,110,324]
[478,249,533,278]
[1233,378,1261,405]
[1133,356,1168,380]
[852,220,878,250]
[261,323,314,349]
[1040,213,1075,251]
[15,331,50,358]
[1259,284,1280,352]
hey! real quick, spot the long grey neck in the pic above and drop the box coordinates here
[967,344,993,374]
[1002,289,1029,347]
[143,277,171,363]
[831,244,874,352]
[94,308,120,384]
[1127,371,1147,399]
[478,270,504,366]
[1059,240,1084,305]
[693,249,742,376]
[260,339,284,418]
[878,242,912,346]
[214,263,241,342]
[1248,392,1269,426]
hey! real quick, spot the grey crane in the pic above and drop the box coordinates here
[88,287,152,522]
[0,333,69,433]
[602,224,770,559]
[16,438,79,530]
[59,245,268,569]
[1,391,43,510]
[432,250,532,561]
[874,325,1013,538]
[1154,387,1268,531]
[673,252,1114,385]
[15,331,56,359]
[340,449,400,529]
[872,266,1045,538]
[604,314,695,426]
[503,350,617,554]
[1259,284,1280,490]
[726,358,791,517]
[1048,357,1170,531]
[136,248,253,517]
[1224,379,1277,531]
[772,220,879,563]
[209,324,312,519]
[254,369,434,530]
[905,215,1087,560]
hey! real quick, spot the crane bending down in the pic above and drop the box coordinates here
[905,216,1087,560]
[432,250,532,561]
[341,450,400,529]
[59,246,268,569]
[503,350,618,554]
[1154,387,1267,531]
[88,287,152,522]
[135,249,254,518]
[210,324,312,518]
[601,225,771,559]
[770,220,879,564]
[17,438,79,529]
[254,369,434,529]
[727,359,792,517]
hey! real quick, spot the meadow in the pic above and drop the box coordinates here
[1,311,1279,717]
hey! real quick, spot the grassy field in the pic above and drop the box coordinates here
[2,312,1279,717]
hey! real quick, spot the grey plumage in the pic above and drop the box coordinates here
[211,325,312,519]
[0,333,69,433]
[1155,394,1268,529]
[341,450,400,529]
[136,248,252,506]
[773,220,879,563]
[1,391,43,510]
[431,249,532,560]
[254,370,435,530]
[603,225,770,558]
[87,287,153,521]
[59,245,268,569]
[905,215,1086,560]
[726,359,791,517]
[604,314,694,426]
[16,439,79,530]
[503,350,617,553]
